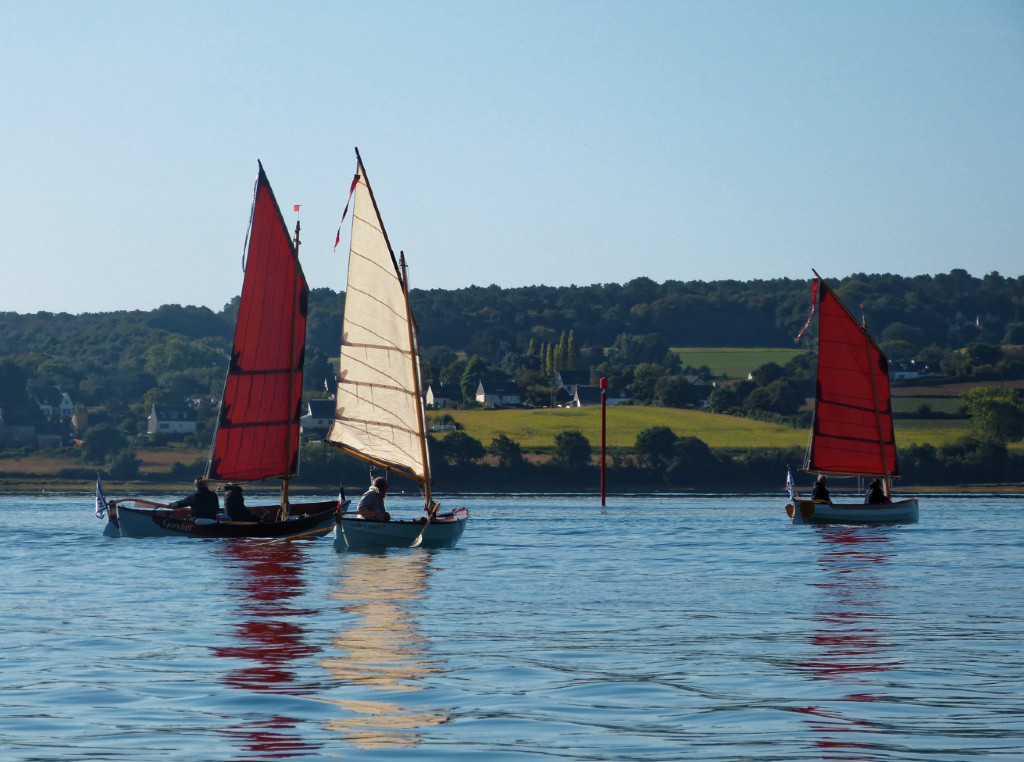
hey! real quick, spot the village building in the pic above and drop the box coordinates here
[300,399,335,435]
[425,383,462,409]
[147,403,197,436]
[475,380,521,407]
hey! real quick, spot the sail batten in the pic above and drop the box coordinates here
[803,278,899,478]
[207,163,308,483]
[326,155,430,485]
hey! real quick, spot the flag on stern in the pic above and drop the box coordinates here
[786,467,795,501]
[95,473,109,519]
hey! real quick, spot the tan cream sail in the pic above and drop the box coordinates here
[326,155,429,487]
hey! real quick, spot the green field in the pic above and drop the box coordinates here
[671,347,806,378]
[891,396,965,415]
[431,407,976,452]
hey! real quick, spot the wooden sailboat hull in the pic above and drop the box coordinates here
[111,500,338,538]
[334,508,468,550]
[786,498,919,525]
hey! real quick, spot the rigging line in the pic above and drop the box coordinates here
[332,415,422,440]
[336,352,417,393]
[340,339,414,356]
[343,280,407,321]
[336,378,420,400]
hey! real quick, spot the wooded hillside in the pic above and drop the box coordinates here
[3,269,1024,490]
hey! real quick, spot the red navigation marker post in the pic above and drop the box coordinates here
[600,377,608,506]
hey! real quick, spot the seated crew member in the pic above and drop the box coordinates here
[810,475,833,505]
[356,477,391,521]
[169,476,219,520]
[224,483,261,521]
[864,478,891,505]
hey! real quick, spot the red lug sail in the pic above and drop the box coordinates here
[207,163,308,482]
[804,279,899,478]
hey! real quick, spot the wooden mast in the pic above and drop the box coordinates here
[279,215,301,520]
[399,250,433,513]
[862,310,892,498]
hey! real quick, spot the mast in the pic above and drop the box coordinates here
[279,215,301,520]
[862,311,892,498]
[399,250,433,511]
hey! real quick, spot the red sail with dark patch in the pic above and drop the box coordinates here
[208,163,308,482]
[803,280,899,478]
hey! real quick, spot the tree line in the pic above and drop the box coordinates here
[2,269,1024,487]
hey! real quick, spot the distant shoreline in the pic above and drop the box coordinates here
[4,481,1022,496]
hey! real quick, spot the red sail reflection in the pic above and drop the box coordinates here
[797,527,900,760]
[214,540,320,758]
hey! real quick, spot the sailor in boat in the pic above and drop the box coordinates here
[811,475,833,505]
[168,476,220,520]
[223,483,261,522]
[356,477,391,522]
[864,478,891,505]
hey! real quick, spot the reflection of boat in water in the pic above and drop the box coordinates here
[213,541,320,757]
[319,552,449,749]
[797,527,899,757]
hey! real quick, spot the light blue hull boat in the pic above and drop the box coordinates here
[787,498,919,525]
[334,508,468,550]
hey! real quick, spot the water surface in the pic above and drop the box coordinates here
[0,493,1021,760]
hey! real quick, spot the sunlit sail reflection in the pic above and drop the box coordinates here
[320,552,450,749]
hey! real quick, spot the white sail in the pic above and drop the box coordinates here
[326,157,429,484]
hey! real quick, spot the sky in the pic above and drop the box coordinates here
[2,1,1022,315]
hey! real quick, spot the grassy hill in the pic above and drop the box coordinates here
[430,406,978,452]
[670,347,806,378]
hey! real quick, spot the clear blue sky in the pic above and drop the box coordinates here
[2,1,1022,315]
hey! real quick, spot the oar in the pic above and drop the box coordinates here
[261,525,334,545]
[111,498,169,508]
[410,501,440,548]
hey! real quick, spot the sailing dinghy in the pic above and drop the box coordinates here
[326,150,468,550]
[108,163,339,538]
[786,272,919,525]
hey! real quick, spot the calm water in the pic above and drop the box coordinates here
[1,492,1022,761]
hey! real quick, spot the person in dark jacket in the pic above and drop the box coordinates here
[356,477,390,521]
[170,476,219,520]
[224,483,261,522]
[811,475,833,504]
[864,478,891,504]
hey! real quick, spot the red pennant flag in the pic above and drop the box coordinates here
[795,279,819,342]
[293,204,300,212]
[333,174,361,252]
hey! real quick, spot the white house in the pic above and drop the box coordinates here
[300,399,335,434]
[554,370,590,398]
[425,383,462,409]
[147,403,197,435]
[571,385,632,407]
[31,386,73,420]
[475,380,521,406]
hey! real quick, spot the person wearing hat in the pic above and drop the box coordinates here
[223,483,261,522]
[356,476,391,521]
